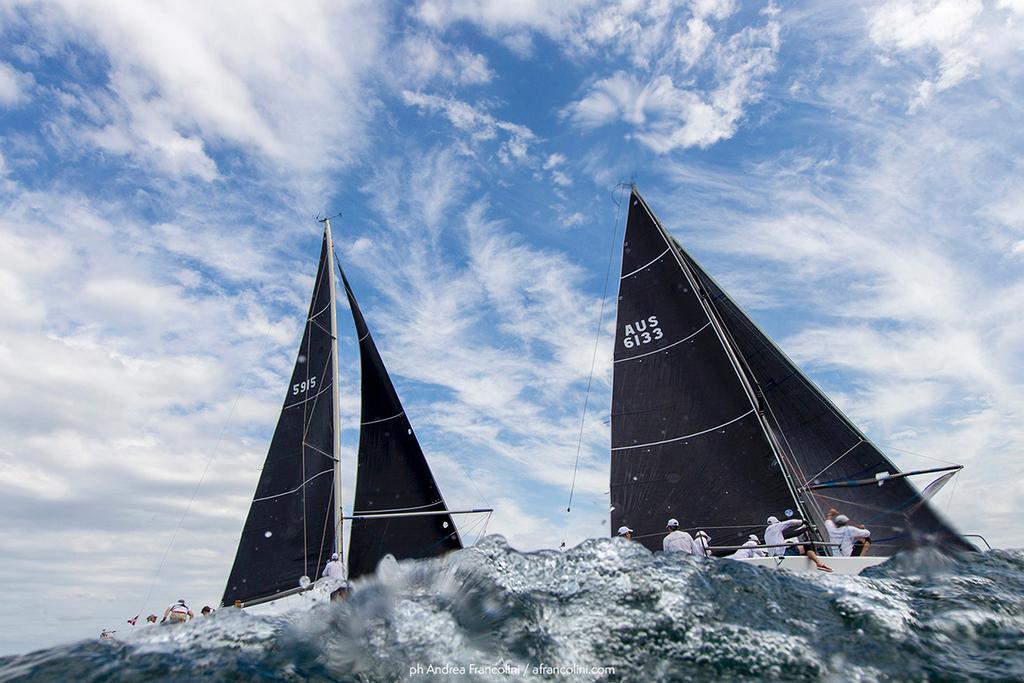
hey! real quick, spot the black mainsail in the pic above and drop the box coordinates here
[611,187,971,554]
[222,229,340,606]
[611,190,800,552]
[340,269,462,580]
[221,220,484,606]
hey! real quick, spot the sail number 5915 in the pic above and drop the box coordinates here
[622,316,663,349]
[293,376,317,395]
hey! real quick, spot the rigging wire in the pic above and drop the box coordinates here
[560,183,628,548]
[878,443,961,467]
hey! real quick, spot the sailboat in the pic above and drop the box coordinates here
[222,220,491,608]
[610,188,975,572]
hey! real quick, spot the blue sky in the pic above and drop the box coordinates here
[1,0,1023,655]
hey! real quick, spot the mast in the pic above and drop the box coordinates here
[323,218,344,567]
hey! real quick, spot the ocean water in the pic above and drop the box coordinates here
[2,536,1023,682]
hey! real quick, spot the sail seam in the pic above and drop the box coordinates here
[282,382,333,409]
[620,247,671,279]
[252,468,334,502]
[307,301,331,321]
[614,322,712,363]
[360,411,405,426]
[611,409,755,451]
[358,331,370,342]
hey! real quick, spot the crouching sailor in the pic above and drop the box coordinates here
[663,518,695,554]
[727,534,764,559]
[163,600,193,623]
[764,515,805,556]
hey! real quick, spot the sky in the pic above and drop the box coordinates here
[1,0,1022,656]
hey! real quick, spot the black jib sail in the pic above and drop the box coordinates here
[611,190,801,552]
[673,242,974,553]
[340,269,462,580]
[222,232,339,606]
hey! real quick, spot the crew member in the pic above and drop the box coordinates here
[825,508,872,556]
[764,515,805,556]
[163,600,193,623]
[692,530,712,557]
[783,537,833,572]
[663,518,695,554]
[727,534,765,559]
[617,526,634,540]
[323,552,346,580]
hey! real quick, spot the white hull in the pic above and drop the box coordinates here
[737,555,888,574]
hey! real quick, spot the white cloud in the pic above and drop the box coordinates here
[395,34,494,87]
[9,0,386,183]
[868,0,1024,111]
[0,61,33,106]
[401,90,538,165]
[416,1,778,152]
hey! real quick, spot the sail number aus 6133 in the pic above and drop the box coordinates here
[293,376,317,395]
[622,316,663,349]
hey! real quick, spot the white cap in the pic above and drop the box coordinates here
[834,514,849,525]
[331,552,339,560]
[695,530,709,538]
[767,516,780,525]
[617,526,633,536]
[666,518,679,528]
[748,534,759,542]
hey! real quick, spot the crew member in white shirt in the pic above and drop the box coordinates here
[662,518,696,554]
[727,534,764,559]
[323,552,346,580]
[764,515,805,556]
[692,530,712,557]
[825,508,872,556]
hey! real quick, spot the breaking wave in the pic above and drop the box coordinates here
[3,537,1024,682]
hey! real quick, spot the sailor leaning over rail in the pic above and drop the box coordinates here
[764,516,805,556]
[663,518,696,554]
[727,534,765,559]
[163,599,193,623]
